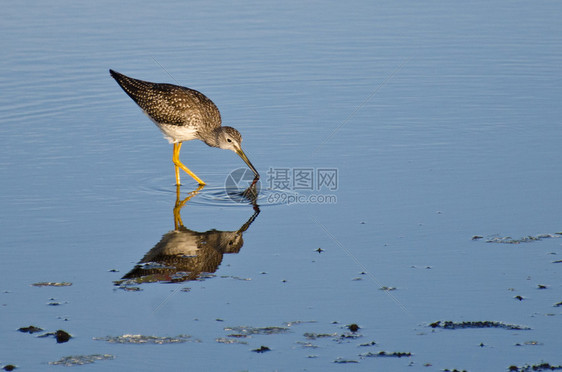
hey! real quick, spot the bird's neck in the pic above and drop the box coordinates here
[200,127,222,148]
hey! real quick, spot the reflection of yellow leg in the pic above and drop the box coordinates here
[174,184,204,230]
[173,142,206,186]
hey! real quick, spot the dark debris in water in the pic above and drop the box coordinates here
[338,332,362,341]
[303,332,338,340]
[215,337,248,345]
[360,351,412,358]
[18,325,43,334]
[296,341,318,349]
[118,286,142,291]
[303,329,363,343]
[226,334,249,338]
[379,286,397,291]
[515,340,543,346]
[47,300,68,306]
[359,341,377,347]
[224,326,290,336]
[31,282,72,287]
[218,275,251,281]
[485,233,561,244]
[2,365,16,371]
[94,334,198,344]
[284,320,317,327]
[333,358,359,364]
[49,354,115,366]
[252,345,271,353]
[348,323,360,332]
[508,363,562,371]
[55,330,71,343]
[38,329,72,343]
[429,321,531,330]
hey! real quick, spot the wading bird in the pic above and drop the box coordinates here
[110,69,259,185]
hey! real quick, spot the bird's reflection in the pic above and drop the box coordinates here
[116,183,260,287]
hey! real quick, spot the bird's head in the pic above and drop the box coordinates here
[217,126,259,179]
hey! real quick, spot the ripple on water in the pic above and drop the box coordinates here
[188,186,299,208]
[139,175,296,208]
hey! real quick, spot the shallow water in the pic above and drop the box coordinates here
[1,1,562,371]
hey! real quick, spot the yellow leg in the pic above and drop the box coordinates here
[172,142,206,186]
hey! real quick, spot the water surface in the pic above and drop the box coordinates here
[1,1,561,371]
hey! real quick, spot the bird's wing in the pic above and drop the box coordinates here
[110,70,221,127]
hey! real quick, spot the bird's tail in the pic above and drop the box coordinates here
[109,69,153,105]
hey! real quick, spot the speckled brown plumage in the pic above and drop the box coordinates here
[110,69,222,140]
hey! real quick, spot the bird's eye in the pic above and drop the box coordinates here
[227,138,232,143]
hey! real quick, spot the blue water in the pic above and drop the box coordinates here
[1,1,561,370]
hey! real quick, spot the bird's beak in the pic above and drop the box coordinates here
[236,148,260,179]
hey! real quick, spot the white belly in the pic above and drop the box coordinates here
[144,111,198,143]
[157,123,198,144]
